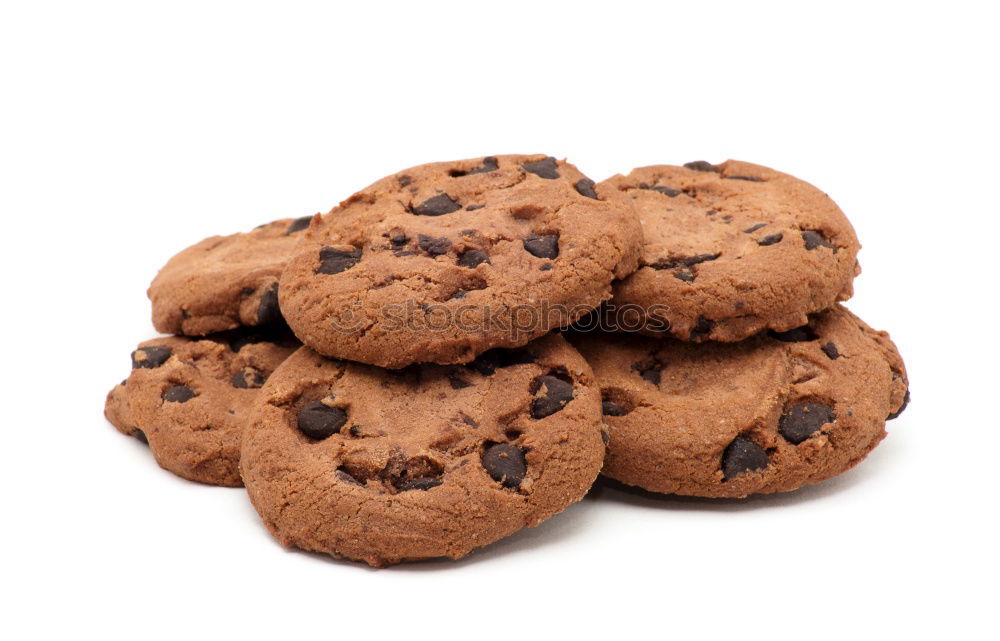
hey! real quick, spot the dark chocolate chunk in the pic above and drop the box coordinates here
[457,249,490,268]
[722,435,769,479]
[530,375,575,418]
[163,385,196,403]
[418,234,451,256]
[285,216,312,235]
[523,233,559,259]
[575,178,599,199]
[689,316,715,340]
[821,341,840,360]
[639,182,680,197]
[779,402,836,444]
[726,175,763,182]
[317,246,362,274]
[521,156,559,179]
[231,368,266,389]
[684,160,719,173]
[744,223,766,233]
[649,253,720,270]
[451,156,498,177]
[448,375,473,390]
[296,400,347,440]
[758,233,783,246]
[802,230,834,250]
[134,429,148,445]
[412,193,461,216]
[131,346,172,369]
[256,283,282,325]
[482,443,527,488]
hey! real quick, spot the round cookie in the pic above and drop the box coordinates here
[599,160,860,342]
[240,333,606,566]
[105,330,300,486]
[149,216,316,335]
[571,305,908,498]
[278,154,642,368]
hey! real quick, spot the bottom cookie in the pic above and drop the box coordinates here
[105,329,299,486]
[572,304,908,498]
[240,333,605,566]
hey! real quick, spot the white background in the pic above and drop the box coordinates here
[2,1,997,639]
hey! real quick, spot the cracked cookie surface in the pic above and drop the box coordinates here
[572,305,908,498]
[105,329,300,486]
[149,217,315,335]
[599,160,860,341]
[239,333,605,566]
[278,154,642,368]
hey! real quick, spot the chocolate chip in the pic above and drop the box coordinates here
[674,268,695,282]
[466,204,483,211]
[256,283,282,325]
[134,429,148,445]
[722,435,769,479]
[468,348,535,376]
[131,346,172,369]
[317,246,361,274]
[727,175,763,182]
[285,216,312,235]
[457,249,490,268]
[575,178,599,199]
[689,316,715,340]
[639,182,680,197]
[744,223,766,233]
[602,400,629,416]
[802,230,834,250]
[397,477,443,492]
[448,290,468,300]
[335,469,362,485]
[758,233,783,246]
[523,233,559,259]
[231,368,266,389]
[163,385,196,403]
[635,359,663,385]
[388,232,409,248]
[769,326,818,342]
[451,156,499,176]
[684,160,719,173]
[821,341,840,360]
[412,193,461,216]
[780,402,836,444]
[296,400,347,440]
[539,263,553,271]
[417,234,451,256]
[531,375,575,418]
[649,253,720,270]
[448,375,472,390]
[398,175,412,187]
[600,429,610,445]
[482,443,527,488]
[521,156,559,179]
[887,390,910,420]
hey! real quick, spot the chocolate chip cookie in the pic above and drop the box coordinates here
[599,160,860,341]
[277,155,642,368]
[105,330,299,486]
[149,216,316,335]
[240,333,605,566]
[572,305,908,498]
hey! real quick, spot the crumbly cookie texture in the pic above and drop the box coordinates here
[278,154,643,369]
[572,305,908,498]
[600,160,860,342]
[149,217,316,335]
[240,333,606,566]
[105,330,299,486]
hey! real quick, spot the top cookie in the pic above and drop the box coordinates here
[149,216,315,335]
[600,160,860,341]
[278,154,642,369]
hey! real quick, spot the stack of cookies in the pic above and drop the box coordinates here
[106,155,909,566]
